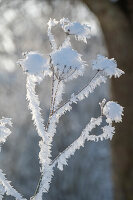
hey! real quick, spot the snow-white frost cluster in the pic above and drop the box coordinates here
[103,101,124,124]
[0,18,124,200]
[50,38,85,81]
[60,18,91,43]
[92,54,124,78]
[0,118,26,200]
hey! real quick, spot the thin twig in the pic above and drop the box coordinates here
[45,69,55,130]
[52,70,100,116]
[50,70,55,115]
[33,174,43,198]
[51,117,103,168]
[52,79,61,113]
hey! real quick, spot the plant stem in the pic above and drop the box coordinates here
[33,174,43,198]
[32,70,100,198]
[52,70,99,115]
[52,79,61,114]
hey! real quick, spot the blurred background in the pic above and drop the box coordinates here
[0,0,132,200]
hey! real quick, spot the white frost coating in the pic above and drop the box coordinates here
[92,55,124,78]
[0,119,25,199]
[103,101,124,123]
[17,51,50,77]
[0,169,26,200]
[34,166,54,200]
[60,18,91,43]
[42,74,107,163]
[0,118,12,151]
[46,74,106,157]
[85,125,115,142]
[55,117,102,171]
[101,125,115,140]
[53,74,107,119]
[47,18,58,51]
[39,80,64,171]
[53,120,115,172]
[50,39,86,80]
[26,75,46,140]
[53,80,64,111]
[26,75,52,168]
[0,184,5,200]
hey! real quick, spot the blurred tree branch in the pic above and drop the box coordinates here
[80,0,133,199]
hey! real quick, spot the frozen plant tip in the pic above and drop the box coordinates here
[0,118,26,200]
[60,18,91,43]
[17,51,51,78]
[103,101,124,124]
[92,54,124,78]
[0,18,124,200]
[50,39,86,81]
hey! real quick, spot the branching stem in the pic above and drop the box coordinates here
[52,70,100,116]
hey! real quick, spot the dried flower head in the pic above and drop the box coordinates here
[60,18,91,43]
[92,55,124,78]
[17,51,50,77]
[103,101,124,123]
[50,39,86,81]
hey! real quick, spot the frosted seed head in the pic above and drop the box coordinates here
[103,101,124,123]
[60,18,91,43]
[17,51,51,77]
[92,55,124,78]
[50,41,86,81]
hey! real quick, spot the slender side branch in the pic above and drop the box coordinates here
[45,71,106,163]
[26,75,52,171]
[0,169,26,200]
[47,19,58,51]
[48,72,106,133]
[51,116,102,170]
[35,116,102,199]
[30,71,106,199]
[49,70,55,116]
[26,75,46,141]
[52,79,60,113]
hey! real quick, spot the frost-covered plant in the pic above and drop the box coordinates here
[0,118,26,200]
[0,18,124,200]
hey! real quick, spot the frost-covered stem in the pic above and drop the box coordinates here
[34,81,64,199]
[33,166,54,200]
[53,71,99,114]
[34,78,64,198]
[53,71,106,117]
[27,74,53,198]
[26,75,46,141]
[47,19,58,51]
[50,70,55,117]
[51,116,102,169]
[0,170,26,200]
[31,71,106,198]
[35,116,102,199]
[52,79,61,112]
[33,175,43,198]
[45,71,106,160]
[26,75,52,168]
